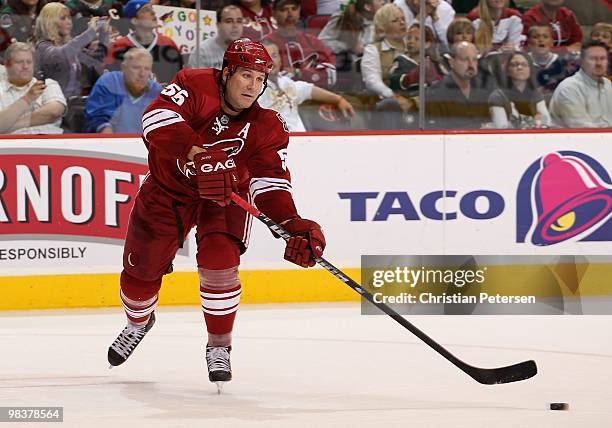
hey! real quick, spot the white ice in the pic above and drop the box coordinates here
[1,303,611,427]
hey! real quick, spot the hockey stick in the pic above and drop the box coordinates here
[231,192,537,385]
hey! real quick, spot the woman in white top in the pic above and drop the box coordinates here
[361,3,423,129]
[489,51,551,128]
[361,3,408,99]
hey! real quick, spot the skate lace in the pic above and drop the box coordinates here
[207,347,231,372]
[111,325,147,359]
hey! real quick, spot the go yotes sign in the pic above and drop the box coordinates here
[0,152,148,242]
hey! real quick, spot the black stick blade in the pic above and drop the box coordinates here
[466,360,538,385]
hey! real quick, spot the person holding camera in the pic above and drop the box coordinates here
[65,0,119,37]
[34,2,110,98]
[0,42,66,134]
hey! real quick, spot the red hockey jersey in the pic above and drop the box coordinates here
[141,68,298,223]
[105,32,183,85]
[263,30,337,88]
[238,3,276,41]
[522,4,583,47]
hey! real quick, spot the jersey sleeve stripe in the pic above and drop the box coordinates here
[142,108,180,122]
[250,178,293,200]
[143,117,186,141]
[250,177,292,186]
[142,108,184,129]
[142,108,161,121]
[249,177,293,197]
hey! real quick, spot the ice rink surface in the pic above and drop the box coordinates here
[1,303,611,428]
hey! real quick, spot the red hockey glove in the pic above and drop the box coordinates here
[193,151,238,206]
[282,218,326,268]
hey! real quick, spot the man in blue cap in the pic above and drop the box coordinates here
[104,0,183,85]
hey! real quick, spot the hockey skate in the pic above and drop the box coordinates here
[107,312,156,367]
[206,345,232,393]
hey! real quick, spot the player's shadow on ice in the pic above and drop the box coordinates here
[117,380,533,422]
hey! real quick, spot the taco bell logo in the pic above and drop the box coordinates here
[517,151,612,246]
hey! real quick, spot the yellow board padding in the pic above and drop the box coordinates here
[1,262,611,311]
[0,268,361,310]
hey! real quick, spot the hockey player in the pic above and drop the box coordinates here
[107,38,326,390]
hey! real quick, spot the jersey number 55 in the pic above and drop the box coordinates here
[161,83,189,106]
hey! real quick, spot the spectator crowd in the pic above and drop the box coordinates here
[0,0,610,134]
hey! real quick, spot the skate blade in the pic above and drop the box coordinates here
[215,381,225,394]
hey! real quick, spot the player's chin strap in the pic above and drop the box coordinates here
[221,68,269,114]
[255,79,268,103]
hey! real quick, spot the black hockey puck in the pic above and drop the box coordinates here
[549,403,569,411]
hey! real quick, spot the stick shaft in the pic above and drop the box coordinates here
[230,194,468,361]
[230,192,537,384]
